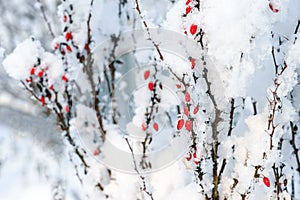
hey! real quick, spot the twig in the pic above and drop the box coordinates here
[227,98,235,136]
[36,0,55,38]
[203,67,222,199]
[135,0,164,61]
[124,138,154,200]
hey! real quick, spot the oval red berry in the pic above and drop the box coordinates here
[38,70,44,78]
[93,148,100,156]
[40,96,45,106]
[193,105,200,114]
[141,122,147,131]
[190,24,198,35]
[65,105,69,113]
[186,6,192,15]
[190,58,196,69]
[30,67,35,75]
[184,106,189,116]
[186,152,192,161]
[144,70,150,80]
[153,123,159,131]
[185,92,191,102]
[263,177,270,187]
[65,32,73,41]
[177,118,185,130]
[62,75,68,82]
[185,120,192,131]
[148,82,154,91]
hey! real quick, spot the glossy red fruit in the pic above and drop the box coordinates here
[63,15,67,22]
[190,57,196,69]
[38,70,44,78]
[49,85,54,90]
[269,3,279,13]
[177,118,185,130]
[263,177,270,187]
[153,123,159,131]
[65,105,69,113]
[193,152,197,158]
[186,0,191,5]
[184,106,189,116]
[190,24,198,35]
[93,148,100,156]
[185,92,191,102]
[194,158,200,165]
[176,84,181,89]
[141,122,147,131]
[185,120,192,131]
[186,152,192,161]
[186,6,192,15]
[148,82,154,91]
[40,96,45,106]
[84,43,90,51]
[65,32,73,41]
[193,105,200,114]
[66,45,72,52]
[30,67,35,75]
[54,43,60,50]
[62,75,68,82]
[144,70,150,80]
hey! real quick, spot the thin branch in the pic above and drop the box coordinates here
[36,0,55,38]
[203,67,222,199]
[124,138,154,200]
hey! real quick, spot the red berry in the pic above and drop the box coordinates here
[190,24,198,35]
[148,82,154,91]
[185,92,191,102]
[193,105,200,114]
[269,3,279,13]
[54,43,60,50]
[190,57,196,69]
[65,105,69,113]
[30,67,35,75]
[62,75,68,82]
[93,148,100,156]
[186,152,192,161]
[184,106,189,116]
[38,70,44,78]
[84,43,90,51]
[63,15,67,22]
[176,84,181,89]
[40,96,45,106]
[185,120,192,131]
[263,177,270,187]
[65,32,73,41]
[66,45,72,52]
[177,118,185,130]
[186,6,192,15]
[153,122,159,131]
[193,152,197,158]
[49,85,54,90]
[186,0,191,5]
[194,159,200,165]
[144,70,150,80]
[141,122,147,131]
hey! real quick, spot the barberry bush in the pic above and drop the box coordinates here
[1,0,300,199]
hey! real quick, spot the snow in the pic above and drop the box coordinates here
[3,38,42,80]
[1,0,300,199]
